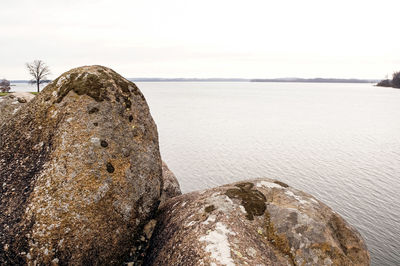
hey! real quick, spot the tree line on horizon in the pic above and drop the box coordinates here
[377,71,400,88]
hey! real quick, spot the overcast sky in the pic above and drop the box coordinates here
[1,0,399,79]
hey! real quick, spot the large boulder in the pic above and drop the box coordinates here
[0,92,35,126]
[144,178,370,265]
[0,66,162,265]
[160,161,182,205]
[126,161,181,265]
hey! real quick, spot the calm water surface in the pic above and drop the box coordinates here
[14,82,400,265]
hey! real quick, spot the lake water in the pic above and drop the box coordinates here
[12,82,400,265]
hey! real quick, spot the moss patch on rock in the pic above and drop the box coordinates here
[56,72,111,103]
[204,205,216,213]
[264,211,295,265]
[225,182,266,220]
[52,66,138,108]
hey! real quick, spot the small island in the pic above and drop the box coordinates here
[376,71,400,88]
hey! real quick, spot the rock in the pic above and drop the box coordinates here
[160,161,182,205]
[144,178,370,266]
[126,161,181,265]
[0,66,162,265]
[0,92,35,126]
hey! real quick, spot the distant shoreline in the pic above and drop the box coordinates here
[9,78,379,84]
[250,78,378,83]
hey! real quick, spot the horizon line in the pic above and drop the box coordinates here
[8,77,381,82]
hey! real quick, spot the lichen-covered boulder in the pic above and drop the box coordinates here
[0,66,162,265]
[0,92,35,126]
[125,161,181,265]
[160,161,182,205]
[144,178,370,266]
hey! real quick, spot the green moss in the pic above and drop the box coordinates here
[264,211,295,265]
[0,92,37,97]
[49,67,140,116]
[225,182,266,220]
[273,180,289,188]
[56,72,110,103]
[310,243,345,263]
[205,205,216,213]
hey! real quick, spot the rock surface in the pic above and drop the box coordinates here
[144,178,370,266]
[125,161,181,265]
[0,92,35,126]
[160,161,182,205]
[0,66,162,265]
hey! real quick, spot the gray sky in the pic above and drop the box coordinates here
[1,0,399,79]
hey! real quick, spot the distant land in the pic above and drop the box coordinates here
[128,78,249,82]
[251,78,379,83]
[130,78,379,83]
[10,78,379,83]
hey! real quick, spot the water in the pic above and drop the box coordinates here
[11,82,47,92]
[13,82,400,265]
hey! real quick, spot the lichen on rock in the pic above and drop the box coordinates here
[0,92,35,127]
[0,65,162,265]
[225,182,266,220]
[144,178,370,266]
[159,161,182,206]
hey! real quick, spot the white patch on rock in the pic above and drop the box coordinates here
[202,214,216,225]
[94,183,110,203]
[33,142,44,151]
[185,221,197,227]
[256,181,283,189]
[285,190,309,205]
[90,137,100,144]
[199,222,236,266]
[310,198,319,204]
[246,247,257,258]
[12,107,20,114]
[51,110,58,118]
[205,194,236,215]
[56,76,69,87]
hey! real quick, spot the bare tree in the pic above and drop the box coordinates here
[0,79,11,93]
[26,60,51,92]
